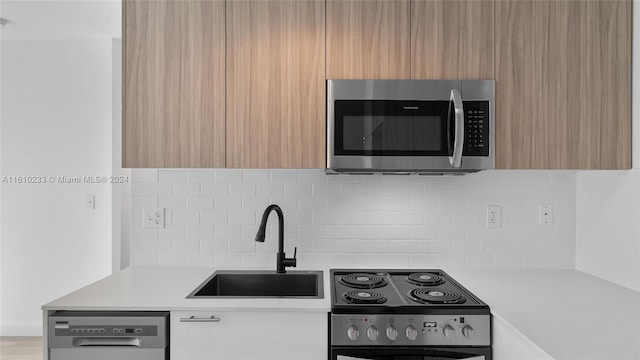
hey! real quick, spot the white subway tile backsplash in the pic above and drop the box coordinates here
[172,238,200,252]
[158,252,186,267]
[200,211,227,225]
[159,170,187,183]
[215,225,242,238]
[229,183,256,197]
[299,170,326,183]
[144,238,172,252]
[466,254,495,268]
[186,253,214,267]
[213,253,243,267]
[186,170,214,183]
[256,183,284,197]
[158,225,186,238]
[131,169,158,183]
[201,183,228,197]
[410,226,438,240]
[186,197,214,210]
[214,197,242,211]
[171,211,199,225]
[228,211,257,225]
[186,225,214,238]
[424,240,452,253]
[215,169,242,183]
[172,183,200,196]
[285,183,313,197]
[271,169,299,183]
[158,196,187,210]
[242,170,270,184]
[145,183,172,196]
[201,238,229,252]
[130,169,576,270]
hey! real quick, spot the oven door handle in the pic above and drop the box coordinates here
[72,337,142,347]
[449,88,464,168]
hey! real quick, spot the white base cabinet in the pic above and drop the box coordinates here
[171,310,328,360]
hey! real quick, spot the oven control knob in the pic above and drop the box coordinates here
[386,325,398,341]
[405,325,418,341]
[462,325,475,339]
[366,325,378,341]
[443,325,456,339]
[347,325,360,341]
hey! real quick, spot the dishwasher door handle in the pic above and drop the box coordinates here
[73,337,142,347]
[179,315,221,323]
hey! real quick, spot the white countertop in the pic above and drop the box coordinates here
[43,267,640,360]
[448,269,640,360]
[42,267,331,312]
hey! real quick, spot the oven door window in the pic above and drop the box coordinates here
[334,100,450,156]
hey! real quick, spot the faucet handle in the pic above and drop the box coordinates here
[282,247,297,269]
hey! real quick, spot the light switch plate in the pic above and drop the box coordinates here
[539,204,553,226]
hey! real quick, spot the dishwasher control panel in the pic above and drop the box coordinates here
[48,311,169,349]
[54,324,158,336]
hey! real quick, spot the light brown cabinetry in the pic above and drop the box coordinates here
[411,0,494,80]
[123,0,226,168]
[226,0,325,168]
[495,0,631,169]
[326,0,410,79]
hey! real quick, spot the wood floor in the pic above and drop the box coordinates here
[0,337,42,360]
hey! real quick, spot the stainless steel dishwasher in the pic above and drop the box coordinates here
[48,311,169,360]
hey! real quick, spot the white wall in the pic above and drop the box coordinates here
[130,169,576,270]
[573,2,640,292]
[0,0,121,336]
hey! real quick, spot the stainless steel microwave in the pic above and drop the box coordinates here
[326,79,495,175]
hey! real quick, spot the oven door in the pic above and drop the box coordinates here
[332,347,491,360]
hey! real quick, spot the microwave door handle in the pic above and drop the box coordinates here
[449,89,464,168]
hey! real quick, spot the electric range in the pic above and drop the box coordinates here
[330,269,491,360]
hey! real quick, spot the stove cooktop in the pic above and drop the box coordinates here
[331,269,489,314]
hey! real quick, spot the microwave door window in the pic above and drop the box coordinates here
[342,115,443,155]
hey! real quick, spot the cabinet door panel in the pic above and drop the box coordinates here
[171,310,327,360]
[496,0,631,169]
[326,0,410,79]
[411,0,494,80]
[226,0,325,168]
[123,0,225,168]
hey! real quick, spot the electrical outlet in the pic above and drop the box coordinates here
[144,208,165,228]
[487,205,501,228]
[539,204,553,226]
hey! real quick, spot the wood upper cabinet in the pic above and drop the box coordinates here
[123,0,225,168]
[326,0,410,79]
[496,0,631,169]
[411,0,494,80]
[226,0,325,168]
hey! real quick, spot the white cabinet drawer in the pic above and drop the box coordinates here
[171,310,327,360]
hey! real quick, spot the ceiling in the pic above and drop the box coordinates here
[0,0,121,39]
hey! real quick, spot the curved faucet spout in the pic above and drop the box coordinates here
[255,204,296,273]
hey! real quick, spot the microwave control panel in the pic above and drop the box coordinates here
[463,101,490,156]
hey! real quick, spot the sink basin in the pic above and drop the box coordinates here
[187,270,323,298]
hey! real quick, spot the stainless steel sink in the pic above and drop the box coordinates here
[186,270,323,298]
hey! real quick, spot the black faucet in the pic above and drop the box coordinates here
[255,204,297,273]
